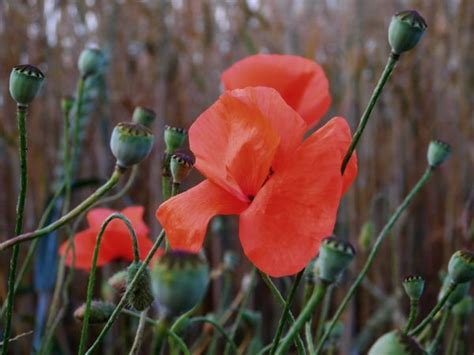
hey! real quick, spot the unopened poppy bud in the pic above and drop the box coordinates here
[317,236,356,284]
[61,95,75,114]
[151,251,209,318]
[452,296,473,318]
[170,152,195,184]
[164,126,187,154]
[368,330,425,355]
[9,64,45,106]
[110,122,154,168]
[427,140,451,168]
[78,48,105,77]
[126,262,154,311]
[403,275,425,301]
[108,269,128,293]
[358,221,374,252]
[448,250,474,284]
[438,277,470,307]
[74,301,115,324]
[132,106,156,129]
[388,10,427,55]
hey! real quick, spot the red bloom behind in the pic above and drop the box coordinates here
[222,54,331,128]
[157,84,357,277]
[59,206,158,270]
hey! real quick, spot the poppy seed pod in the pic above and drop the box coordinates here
[448,250,474,284]
[78,48,105,77]
[108,269,128,293]
[388,10,427,55]
[110,122,154,168]
[74,301,115,324]
[438,277,470,307]
[164,126,187,154]
[9,64,45,106]
[427,140,451,168]
[132,106,156,129]
[151,250,209,319]
[317,236,356,283]
[170,152,195,184]
[126,262,154,311]
[61,96,75,114]
[368,330,425,355]
[403,275,425,301]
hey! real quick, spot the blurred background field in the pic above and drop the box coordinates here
[0,0,473,353]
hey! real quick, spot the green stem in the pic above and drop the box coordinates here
[62,99,73,215]
[427,307,450,354]
[72,76,86,165]
[130,311,148,355]
[315,167,433,354]
[171,182,179,196]
[78,213,140,355]
[409,282,457,337]
[2,105,28,354]
[276,282,329,355]
[0,166,124,251]
[153,321,168,354]
[305,322,315,355]
[166,329,190,355]
[446,314,460,355]
[269,269,304,354]
[403,300,419,334]
[316,286,333,340]
[340,53,399,174]
[85,230,166,354]
[189,317,238,353]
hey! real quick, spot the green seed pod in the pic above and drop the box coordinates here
[132,106,156,129]
[448,250,474,284]
[451,296,473,318]
[403,275,425,301]
[427,140,451,168]
[126,262,154,311]
[9,64,45,106]
[368,330,425,354]
[110,122,154,168]
[61,95,75,114]
[388,10,427,55]
[151,251,210,319]
[108,269,128,293]
[317,236,356,284]
[358,220,374,252]
[78,48,105,77]
[438,277,470,307]
[164,126,187,154]
[74,301,115,324]
[170,152,195,184]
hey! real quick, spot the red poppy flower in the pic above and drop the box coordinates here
[222,54,331,128]
[156,86,357,277]
[59,206,159,271]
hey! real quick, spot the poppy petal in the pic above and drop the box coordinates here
[222,54,331,127]
[238,137,343,277]
[156,179,249,252]
[230,87,307,171]
[305,117,358,194]
[189,89,280,200]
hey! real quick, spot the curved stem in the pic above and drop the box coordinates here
[340,53,399,174]
[403,300,419,334]
[315,167,433,354]
[0,166,124,251]
[99,165,138,205]
[2,105,28,354]
[190,317,238,354]
[269,269,304,354]
[276,282,329,355]
[78,213,140,354]
[166,329,190,355]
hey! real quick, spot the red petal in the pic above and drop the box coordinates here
[238,133,344,277]
[156,179,249,252]
[222,54,331,127]
[86,206,149,236]
[230,87,307,171]
[306,117,358,194]
[189,89,280,200]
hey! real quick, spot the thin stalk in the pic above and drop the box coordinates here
[99,165,138,205]
[276,282,329,355]
[129,311,148,355]
[85,230,166,354]
[316,286,333,340]
[340,53,399,174]
[171,182,179,196]
[403,300,419,334]
[305,322,315,354]
[71,76,86,166]
[409,282,457,337]
[78,213,140,355]
[153,320,168,355]
[190,317,238,353]
[0,166,124,251]
[427,307,450,354]
[316,167,433,354]
[446,314,460,355]
[2,105,28,354]
[269,269,304,354]
[166,329,190,355]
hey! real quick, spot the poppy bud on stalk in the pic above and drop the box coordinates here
[74,301,115,324]
[151,251,210,319]
[164,126,187,154]
[170,152,195,184]
[9,64,45,106]
[402,275,425,301]
[427,140,451,168]
[317,236,356,284]
[108,269,128,293]
[448,250,474,284]
[388,10,427,55]
[126,262,154,311]
[368,330,425,355]
[132,106,156,129]
[110,122,154,168]
[78,47,105,78]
